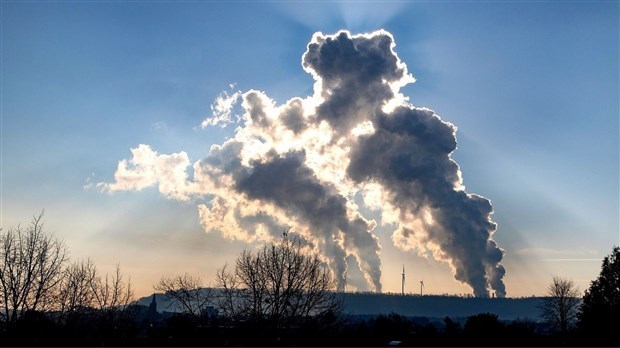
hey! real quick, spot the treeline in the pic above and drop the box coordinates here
[1,213,618,346]
[0,212,135,345]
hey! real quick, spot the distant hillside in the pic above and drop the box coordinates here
[136,290,544,321]
[340,293,544,321]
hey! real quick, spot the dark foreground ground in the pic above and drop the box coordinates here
[0,309,616,347]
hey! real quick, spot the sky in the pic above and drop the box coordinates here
[1,1,618,299]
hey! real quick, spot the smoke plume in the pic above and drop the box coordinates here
[100,30,506,297]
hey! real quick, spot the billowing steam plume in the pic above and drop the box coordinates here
[99,30,506,297]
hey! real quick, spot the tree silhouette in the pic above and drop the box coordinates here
[578,246,619,338]
[155,273,213,320]
[57,258,98,322]
[443,316,461,336]
[0,211,68,324]
[216,232,341,327]
[90,263,134,320]
[539,276,580,335]
[463,313,503,338]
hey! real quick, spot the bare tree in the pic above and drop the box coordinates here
[91,264,134,319]
[56,258,98,321]
[216,232,341,327]
[155,273,213,319]
[540,276,581,334]
[0,211,68,323]
[216,264,244,320]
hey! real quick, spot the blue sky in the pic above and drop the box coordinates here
[2,1,618,298]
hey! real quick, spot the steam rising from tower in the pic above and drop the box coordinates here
[100,30,506,297]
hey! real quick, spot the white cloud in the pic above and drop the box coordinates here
[200,89,242,128]
[98,144,196,201]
